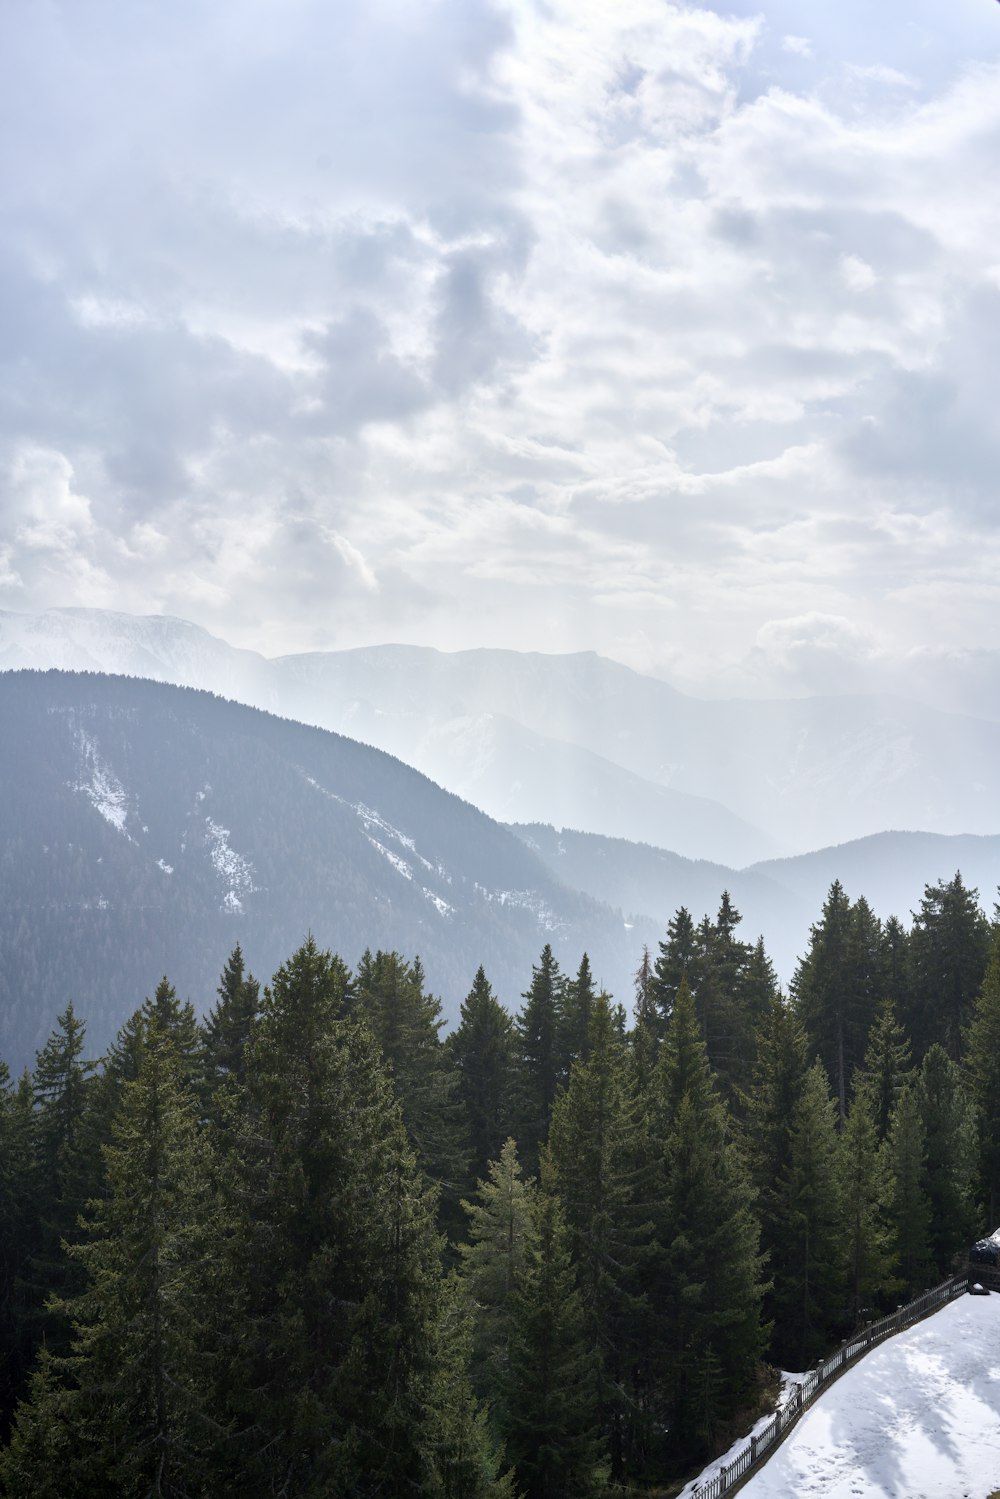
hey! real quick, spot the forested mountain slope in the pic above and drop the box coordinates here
[0,670,650,1067]
[6,608,1000,857]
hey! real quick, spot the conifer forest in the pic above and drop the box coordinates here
[0,873,996,1498]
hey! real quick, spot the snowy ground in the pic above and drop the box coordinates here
[736,1293,1000,1499]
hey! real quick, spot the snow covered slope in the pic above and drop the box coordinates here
[739,1293,1000,1499]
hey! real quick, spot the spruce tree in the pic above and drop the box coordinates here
[502,1190,608,1499]
[860,998,913,1145]
[558,953,598,1081]
[3,1014,224,1498]
[915,1043,978,1275]
[222,938,459,1495]
[459,1139,537,1424]
[651,907,697,1034]
[446,967,514,1188]
[547,992,641,1479]
[648,980,767,1465]
[965,935,1000,1224]
[836,1080,894,1323]
[772,1061,844,1367]
[884,1084,932,1298]
[511,945,563,1175]
[907,873,991,1062]
[0,1066,36,1435]
[201,943,260,1097]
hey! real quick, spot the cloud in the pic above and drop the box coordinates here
[0,0,999,703]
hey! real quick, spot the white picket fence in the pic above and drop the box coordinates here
[690,1273,970,1498]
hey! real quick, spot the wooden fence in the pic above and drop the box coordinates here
[690,1272,970,1499]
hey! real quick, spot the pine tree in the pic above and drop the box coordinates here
[511,945,563,1175]
[744,992,809,1353]
[647,980,767,1465]
[793,882,881,1123]
[884,1084,932,1299]
[446,967,514,1188]
[24,1006,100,1362]
[459,1139,537,1423]
[0,1066,36,1435]
[420,1274,516,1499]
[547,992,641,1479]
[352,948,468,1212]
[651,907,697,1034]
[772,1061,844,1367]
[558,953,597,1081]
[201,943,260,1097]
[222,938,458,1495]
[907,873,991,1062]
[915,1043,978,1275]
[964,935,1000,1224]
[502,1190,608,1499]
[860,998,912,1145]
[3,1014,224,1498]
[836,1080,894,1323]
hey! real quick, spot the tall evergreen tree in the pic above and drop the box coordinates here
[547,992,641,1479]
[771,1061,844,1367]
[459,1139,537,1424]
[511,945,563,1175]
[2,1014,223,1499]
[836,1080,894,1323]
[352,948,468,1213]
[860,998,913,1145]
[744,992,809,1354]
[884,1084,932,1299]
[558,953,598,1081]
[201,943,260,1097]
[907,873,991,1062]
[650,907,697,1034]
[502,1190,608,1499]
[915,1043,978,1275]
[446,967,514,1190]
[222,938,467,1495]
[0,1067,36,1436]
[647,980,767,1466]
[965,935,1000,1224]
[793,882,881,1123]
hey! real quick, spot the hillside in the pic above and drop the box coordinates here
[7,609,1000,857]
[0,671,652,1069]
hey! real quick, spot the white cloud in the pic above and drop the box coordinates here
[0,0,999,706]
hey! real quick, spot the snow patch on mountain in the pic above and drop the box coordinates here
[203,818,258,913]
[368,838,412,879]
[71,730,134,839]
[423,888,454,917]
[476,883,564,933]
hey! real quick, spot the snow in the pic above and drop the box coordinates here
[203,817,258,913]
[368,838,412,879]
[71,730,134,838]
[678,1375,808,1499]
[422,888,454,916]
[736,1294,1000,1499]
[156,858,173,874]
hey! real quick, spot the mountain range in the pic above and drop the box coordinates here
[0,670,655,1070]
[3,607,1000,864]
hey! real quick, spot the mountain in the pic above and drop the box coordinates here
[513,823,1000,985]
[5,608,1000,858]
[0,671,654,1071]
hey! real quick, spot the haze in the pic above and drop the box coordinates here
[2,0,1000,715]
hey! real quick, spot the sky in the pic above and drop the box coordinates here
[1,0,1000,707]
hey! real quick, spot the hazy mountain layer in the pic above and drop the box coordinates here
[513,823,1000,984]
[4,608,1000,857]
[0,671,653,1070]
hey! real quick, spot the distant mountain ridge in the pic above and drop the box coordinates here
[512,823,1000,982]
[0,671,653,1070]
[3,607,1000,860]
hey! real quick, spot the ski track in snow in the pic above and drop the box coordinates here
[708,1295,1000,1499]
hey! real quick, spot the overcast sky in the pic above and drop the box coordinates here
[1,0,999,706]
